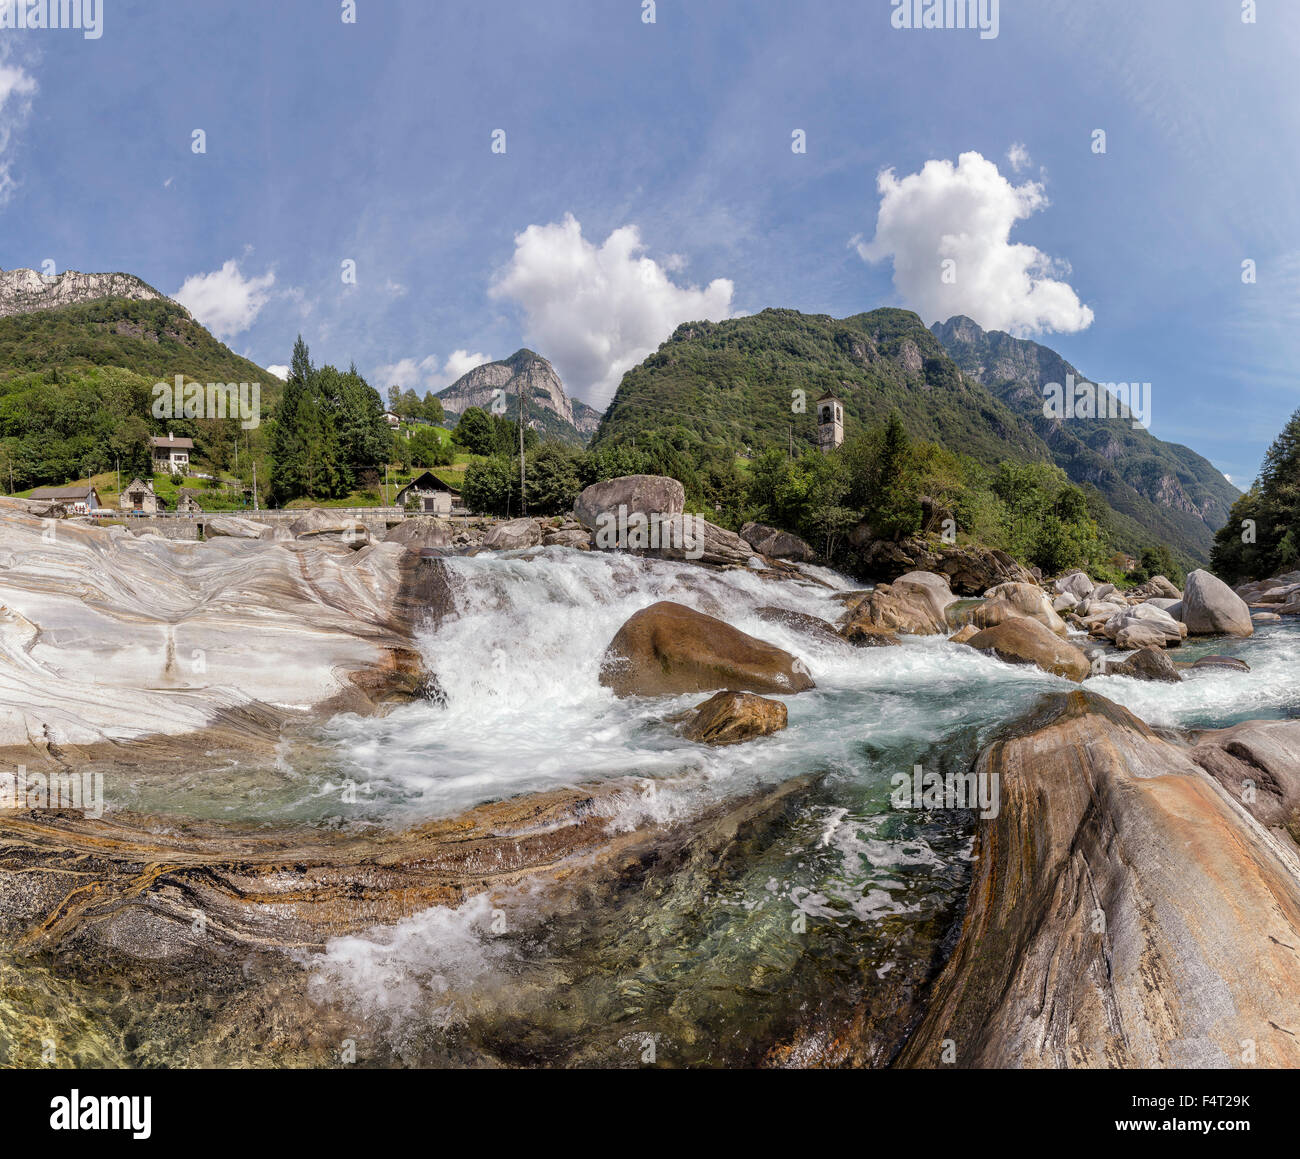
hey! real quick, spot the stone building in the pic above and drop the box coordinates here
[817,393,844,453]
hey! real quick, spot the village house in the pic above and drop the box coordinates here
[119,478,160,514]
[150,432,194,475]
[382,412,402,428]
[30,484,101,515]
[175,489,204,516]
[394,470,460,516]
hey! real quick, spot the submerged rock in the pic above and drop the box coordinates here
[755,606,847,648]
[896,691,1300,1068]
[678,690,788,746]
[599,601,815,698]
[963,616,1092,681]
[1187,654,1251,673]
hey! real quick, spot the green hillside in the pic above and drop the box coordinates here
[594,307,1050,468]
[0,297,281,493]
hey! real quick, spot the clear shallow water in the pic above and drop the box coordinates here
[37,550,1300,1065]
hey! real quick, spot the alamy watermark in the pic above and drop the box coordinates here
[890,0,999,40]
[594,506,705,561]
[891,764,1000,819]
[0,765,104,818]
[1042,373,1151,430]
[152,375,262,430]
[0,0,104,38]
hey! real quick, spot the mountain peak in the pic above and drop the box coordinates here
[436,349,599,445]
[0,269,172,321]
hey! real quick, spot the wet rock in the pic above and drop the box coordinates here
[838,584,946,643]
[1101,603,1185,648]
[599,601,815,698]
[1187,654,1251,673]
[963,616,1092,681]
[852,536,1036,595]
[1182,570,1254,637]
[1252,611,1282,623]
[1107,646,1182,682]
[896,691,1300,1069]
[678,690,789,746]
[891,570,958,624]
[965,597,1028,633]
[948,624,979,645]
[982,582,1069,637]
[755,606,847,648]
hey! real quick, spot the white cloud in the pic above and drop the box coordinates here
[174,260,276,340]
[854,151,1094,337]
[0,54,38,204]
[489,214,736,407]
[372,350,492,394]
[265,365,289,381]
[1006,142,1031,173]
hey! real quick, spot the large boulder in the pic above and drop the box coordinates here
[542,528,592,549]
[965,597,1027,633]
[574,475,685,533]
[963,616,1092,681]
[1101,603,1185,648]
[895,692,1300,1068]
[677,690,789,746]
[838,584,947,644]
[287,509,372,546]
[1182,569,1254,637]
[1129,574,1182,601]
[891,571,958,624]
[204,515,271,540]
[384,517,451,553]
[739,522,816,562]
[982,582,1069,637]
[599,601,815,698]
[651,516,753,566]
[483,518,543,550]
[1054,571,1094,599]
[1192,719,1300,845]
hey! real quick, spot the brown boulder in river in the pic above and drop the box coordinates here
[678,690,789,746]
[897,692,1300,1068]
[599,601,815,698]
[964,616,1092,681]
[838,584,947,643]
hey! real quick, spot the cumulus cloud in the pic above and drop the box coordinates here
[265,365,290,381]
[854,151,1093,337]
[1006,142,1032,173]
[174,260,277,340]
[371,350,492,394]
[0,55,37,204]
[489,214,736,407]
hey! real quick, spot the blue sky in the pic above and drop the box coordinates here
[1,0,1297,485]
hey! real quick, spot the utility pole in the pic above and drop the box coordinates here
[518,375,527,517]
[116,457,120,497]
[252,462,259,512]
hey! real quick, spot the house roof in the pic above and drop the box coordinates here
[150,435,194,449]
[30,485,98,500]
[397,470,461,496]
[123,477,155,493]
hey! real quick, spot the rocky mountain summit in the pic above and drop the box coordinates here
[437,348,601,444]
[0,268,169,319]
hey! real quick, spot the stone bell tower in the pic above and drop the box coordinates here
[817,393,844,453]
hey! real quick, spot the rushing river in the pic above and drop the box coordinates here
[7,548,1299,1067]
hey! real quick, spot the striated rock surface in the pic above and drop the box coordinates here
[838,584,947,643]
[0,503,433,749]
[982,582,1069,637]
[599,601,814,698]
[897,692,1300,1068]
[1191,719,1300,845]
